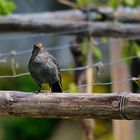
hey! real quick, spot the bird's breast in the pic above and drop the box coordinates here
[28,57,59,84]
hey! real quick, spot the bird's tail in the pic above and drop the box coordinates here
[51,82,62,92]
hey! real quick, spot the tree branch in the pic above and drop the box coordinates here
[0,10,140,37]
[0,91,139,119]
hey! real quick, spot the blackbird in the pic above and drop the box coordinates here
[28,42,62,93]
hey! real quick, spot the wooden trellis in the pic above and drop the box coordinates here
[0,91,139,119]
[0,7,140,140]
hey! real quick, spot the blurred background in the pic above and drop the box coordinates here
[0,0,140,140]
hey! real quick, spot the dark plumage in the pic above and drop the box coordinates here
[28,42,62,93]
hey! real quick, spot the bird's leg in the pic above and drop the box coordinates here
[36,82,42,94]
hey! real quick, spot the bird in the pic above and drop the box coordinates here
[28,42,62,93]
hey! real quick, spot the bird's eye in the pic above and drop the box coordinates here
[34,46,39,49]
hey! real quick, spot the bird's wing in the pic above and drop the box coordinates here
[47,55,62,84]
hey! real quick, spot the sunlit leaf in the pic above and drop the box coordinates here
[121,41,134,63]
[76,0,94,7]
[109,0,122,8]
[134,43,140,58]
[92,46,103,60]
[124,0,135,6]
[0,0,16,15]
[82,38,88,58]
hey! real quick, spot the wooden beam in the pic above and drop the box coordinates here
[0,11,140,37]
[0,91,139,119]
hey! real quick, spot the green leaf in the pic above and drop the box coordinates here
[121,41,140,63]
[109,0,122,8]
[134,44,140,58]
[121,41,133,63]
[76,0,85,7]
[0,0,16,15]
[76,0,93,7]
[124,0,135,6]
[82,38,88,56]
[92,46,103,60]
[81,38,88,64]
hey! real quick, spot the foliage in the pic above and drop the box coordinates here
[82,38,103,63]
[0,0,16,15]
[1,117,58,140]
[92,45,103,60]
[94,119,112,140]
[0,66,59,140]
[75,0,93,7]
[1,0,139,139]
[108,0,140,7]
[121,41,140,63]
[75,0,140,7]
[0,66,77,140]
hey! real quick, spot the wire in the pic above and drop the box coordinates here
[0,55,139,94]
[0,55,139,79]
[0,72,29,79]
[0,42,100,57]
[0,44,71,57]
[0,28,88,41]
[104,55,139,66]
[64,77,140,93]
[0,27,139,42]
[119,92,130,120]
[0,33,45,41]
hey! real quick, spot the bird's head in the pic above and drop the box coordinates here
[33,42,44,50]
[32,42,44,55]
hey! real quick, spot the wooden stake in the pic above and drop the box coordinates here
[83,35,94,140]
[109,38,134,140]
[70,36,94,140]
[86,35,94,93]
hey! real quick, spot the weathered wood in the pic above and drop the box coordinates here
[109,39,134,140]
[70,37,94,140]
[86,36,94,93]
[86,35,94,140]
[0,91,139,119]
[0,10,140,37]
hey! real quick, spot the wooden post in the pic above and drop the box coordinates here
[70,35,94,140]
[109,39,134,140]
[86,35,94,93]
[82,34,95,140]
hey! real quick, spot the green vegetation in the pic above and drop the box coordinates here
[1,117,58,140]
[0,0,16,15]
[121,41,140,63]
[1,0,140,139]
[0,66,59,140]
[75,0,140,7]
